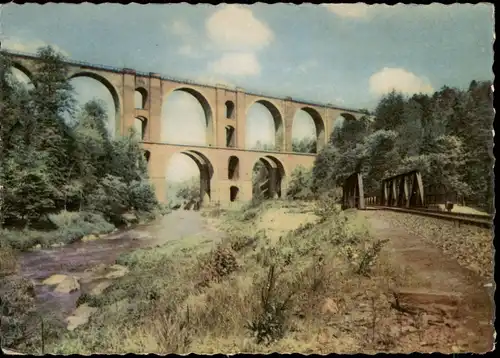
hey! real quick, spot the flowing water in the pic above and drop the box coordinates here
[13,210,221,323]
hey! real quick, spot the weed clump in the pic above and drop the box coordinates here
[356,239,390,277]
[0,245,18,277]
[314,191,341,222]
[199,246,239,286]
[229,234,259,253]
[246,265,294,345]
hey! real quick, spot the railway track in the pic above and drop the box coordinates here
[367,205,493,228]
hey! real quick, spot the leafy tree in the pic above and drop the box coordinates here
[286,166,314,200]
[29,47,77,207]
[292,137,317,153]
[0,45,159,229]
[175,177,200,203]
[310,82,493,212]
[372,90,405,130]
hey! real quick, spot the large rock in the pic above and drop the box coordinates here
[66,303,98,331]
[104,264,129,279]
[54,276,80,294]
[42,274,68,286]
[1,348,24,355]
[121,212,138,224]
[89,280,112,295]
[392,288,462,316]
[81,234,99,242]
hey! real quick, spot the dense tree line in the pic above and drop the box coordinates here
[308,83,494,212]
[0,46,158,229]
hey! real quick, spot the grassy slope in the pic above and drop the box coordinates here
[43,198,415,354]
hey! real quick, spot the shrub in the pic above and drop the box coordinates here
[48,210,115,245]
[314,190,342,222]
[0,275,37,349]
[0,246,17,277]
[356,239,389,277]
[286,166,315,200]
[128,180,158,213]
[199,246,239,286]
[0,229,49,251]
[229,234,259,253]
[246,265,295,345]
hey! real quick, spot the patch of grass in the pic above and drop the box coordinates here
[0,245,18,277]
[0,211,116,251]
[47,197,412,354]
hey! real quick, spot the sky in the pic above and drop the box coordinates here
[1,3,494,189]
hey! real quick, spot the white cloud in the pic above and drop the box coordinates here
[204,5,274,78]
[209,52,260,77]
[369,67,434,96]
[2,37,70,57]
[206,5,274,52]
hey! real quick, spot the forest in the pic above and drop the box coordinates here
[288,81,494,213]
[0,47,159,249]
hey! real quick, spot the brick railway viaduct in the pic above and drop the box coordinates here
[5,50,366,205]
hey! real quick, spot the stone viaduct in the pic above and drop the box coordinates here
[4,50,366,205]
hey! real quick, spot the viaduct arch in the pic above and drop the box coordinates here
[3,49,367,206]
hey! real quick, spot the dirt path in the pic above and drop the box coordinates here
[142,209,224,247]
[362,210,494,353]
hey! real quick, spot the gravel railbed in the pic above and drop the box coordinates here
[375,211,494,281]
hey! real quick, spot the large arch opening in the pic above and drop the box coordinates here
[7,64,34,89]
[161,88,213,146]
[228,156,240,180]
[251,155,286,200]
[134,116,147,140]
[246,100,284,151]
[291,107,325,153]
[135,87,148,109]
[69,73,120,138]
[165,151,214,210]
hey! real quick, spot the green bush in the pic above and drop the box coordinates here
[0,275,37,349]
[286,166,315,200]
[128,180,158,213]
[0,229,49,251]
[0,246,18,277]
[0,211,116,251]
[48,210,115,245]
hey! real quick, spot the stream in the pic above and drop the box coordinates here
[12,210,222,325]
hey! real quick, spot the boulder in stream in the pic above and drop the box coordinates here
[89,280,112,295]
[42,274,68,286]
[54,276,80,294]
[66,303,98,331]
[81,234,99,242]
[104,264,129,279]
